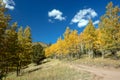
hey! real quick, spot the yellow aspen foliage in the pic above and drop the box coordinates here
[99,2,120,50]
[82,20,96,50]
[45,27,80,57]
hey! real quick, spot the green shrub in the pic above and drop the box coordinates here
[32,43,46,65]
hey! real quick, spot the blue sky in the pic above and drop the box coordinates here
[3,0,120,43]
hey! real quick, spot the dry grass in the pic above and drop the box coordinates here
[73,57,120,69]
[6,59,94,80]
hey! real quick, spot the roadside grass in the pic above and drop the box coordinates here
[73,57,120,69]
[6,59,94,80]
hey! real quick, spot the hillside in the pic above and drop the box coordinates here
[6,59,95,80]
[32,42,48,48]
[6,59,120,80]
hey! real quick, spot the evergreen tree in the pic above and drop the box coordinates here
[5,22,18,68]
[32,43,45,65]
[23,26,32,64]
[0,0,11,77]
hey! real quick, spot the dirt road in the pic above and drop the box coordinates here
[68,63,120,80]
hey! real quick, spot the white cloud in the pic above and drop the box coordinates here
[48,9,66,21]
[93,20,99,25]
[78,19,89,27]
[3,0,15,10]
[71,8,98,28]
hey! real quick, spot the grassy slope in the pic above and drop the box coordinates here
[72,57,120,69]
[6,59,94,80]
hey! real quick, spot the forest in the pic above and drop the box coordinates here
[0,1,120,80]
[45,2,120,59]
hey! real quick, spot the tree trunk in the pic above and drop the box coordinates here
[16,61,21,76]
[16,65,19,76]
[88,50,94,58]
[101,50,105,59]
